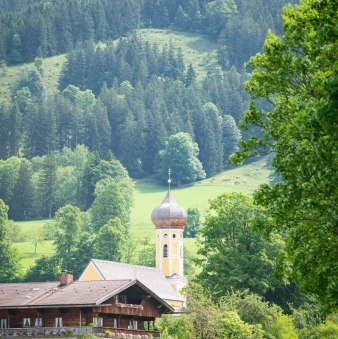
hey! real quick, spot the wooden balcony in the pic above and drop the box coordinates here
[0,326,92,336]
[0,326,160,338]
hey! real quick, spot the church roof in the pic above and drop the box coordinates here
[151,190,187,228]
[86,259,184,302]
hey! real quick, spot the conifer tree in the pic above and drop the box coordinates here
[10,159,34,220]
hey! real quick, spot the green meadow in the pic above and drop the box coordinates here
[15,157,271,269]
[137,28,217,80]
[0,28,215,104]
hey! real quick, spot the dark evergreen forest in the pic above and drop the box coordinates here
[0,0,296,65]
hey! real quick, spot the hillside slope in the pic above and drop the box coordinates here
[137,29,217,80]
[0,29,216,103]
[15,156,271,269]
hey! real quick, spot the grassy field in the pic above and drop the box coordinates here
[0,54,66,103]
[0,29,215,104]
[137,28,217,80]
[15,157,270,269]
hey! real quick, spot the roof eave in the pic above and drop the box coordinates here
[0,304,111,309]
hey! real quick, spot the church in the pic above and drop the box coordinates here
[0,183,187,337]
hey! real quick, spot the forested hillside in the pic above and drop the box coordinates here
[0,0,296,66]
[0,0,337,336]
[0,0,295,187]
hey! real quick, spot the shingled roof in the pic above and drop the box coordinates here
[81,259,183,302]
[0,280,173,312]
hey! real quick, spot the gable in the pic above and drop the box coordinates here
[88,259,183,302]
[78,261,103,281]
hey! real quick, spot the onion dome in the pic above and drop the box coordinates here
[151,190,187,228]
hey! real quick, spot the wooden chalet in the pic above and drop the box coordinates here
[0,273,173,337]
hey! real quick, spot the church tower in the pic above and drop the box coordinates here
[151,173,187,278]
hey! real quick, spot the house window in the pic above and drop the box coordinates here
[128,320,138,330]
[93,317,103,327]
[35,318,43,327]
[173,234,176,238]
[163,244,168,258]
[55,317,63,328]
[163,234,168,239]
[116,294,127,303]
[23,318,31,327]
[0,319,7,329]
[113,319,118,329]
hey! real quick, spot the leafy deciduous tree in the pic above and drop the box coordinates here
[0,199,21,282]
[159,132,205,185]
[197,193,283,298]
[231,0,338,313]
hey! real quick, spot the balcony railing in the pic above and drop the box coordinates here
[93,327,160,337]
[0,326,92,336]
[0,327,160,338]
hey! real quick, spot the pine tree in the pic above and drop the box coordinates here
[185,63,197,87]
[222,114,241,167]
[39,152,58,218]
[194,103,223,177]
[10,159,34,220]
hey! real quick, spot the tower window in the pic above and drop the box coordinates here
[163,234,168,238]
[173,234,176,238]
[163,244,168,258]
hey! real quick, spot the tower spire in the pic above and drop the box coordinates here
[168,168,172,192]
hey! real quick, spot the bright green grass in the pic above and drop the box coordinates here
[0,54,66,103]
[15,219,53,233]
[137,28,217,80]
[15,157,270,269]
[14,240,54,269]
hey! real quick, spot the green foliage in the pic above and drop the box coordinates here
[7,220,26,243]
[64,329,73,337]
[94,218,126,262]
[312,313,338,339]
[1,0,141,65]
[220,290,282,331]
[205,0,237,36]
[159,132,205,185]
[0,199,22,282]
[157,314,195,339]
[77,333,96,339]
[218,310,264,338]
[194,103,223,177]
[197,193,283,298]
[136,236,155,267]
[267,315,298,339]
[91,177,133,232]
[24,255,60,282]
[29,226,45,254]
[182,282,265,339]
[183,208,200,238]
[71,232,95,278]
[54,205,82,272]
[103,330,111,337]
[222,114,241,166]
[231,0,338,313]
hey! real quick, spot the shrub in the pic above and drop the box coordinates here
[77,333,96,339]
[64,329,73,337]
